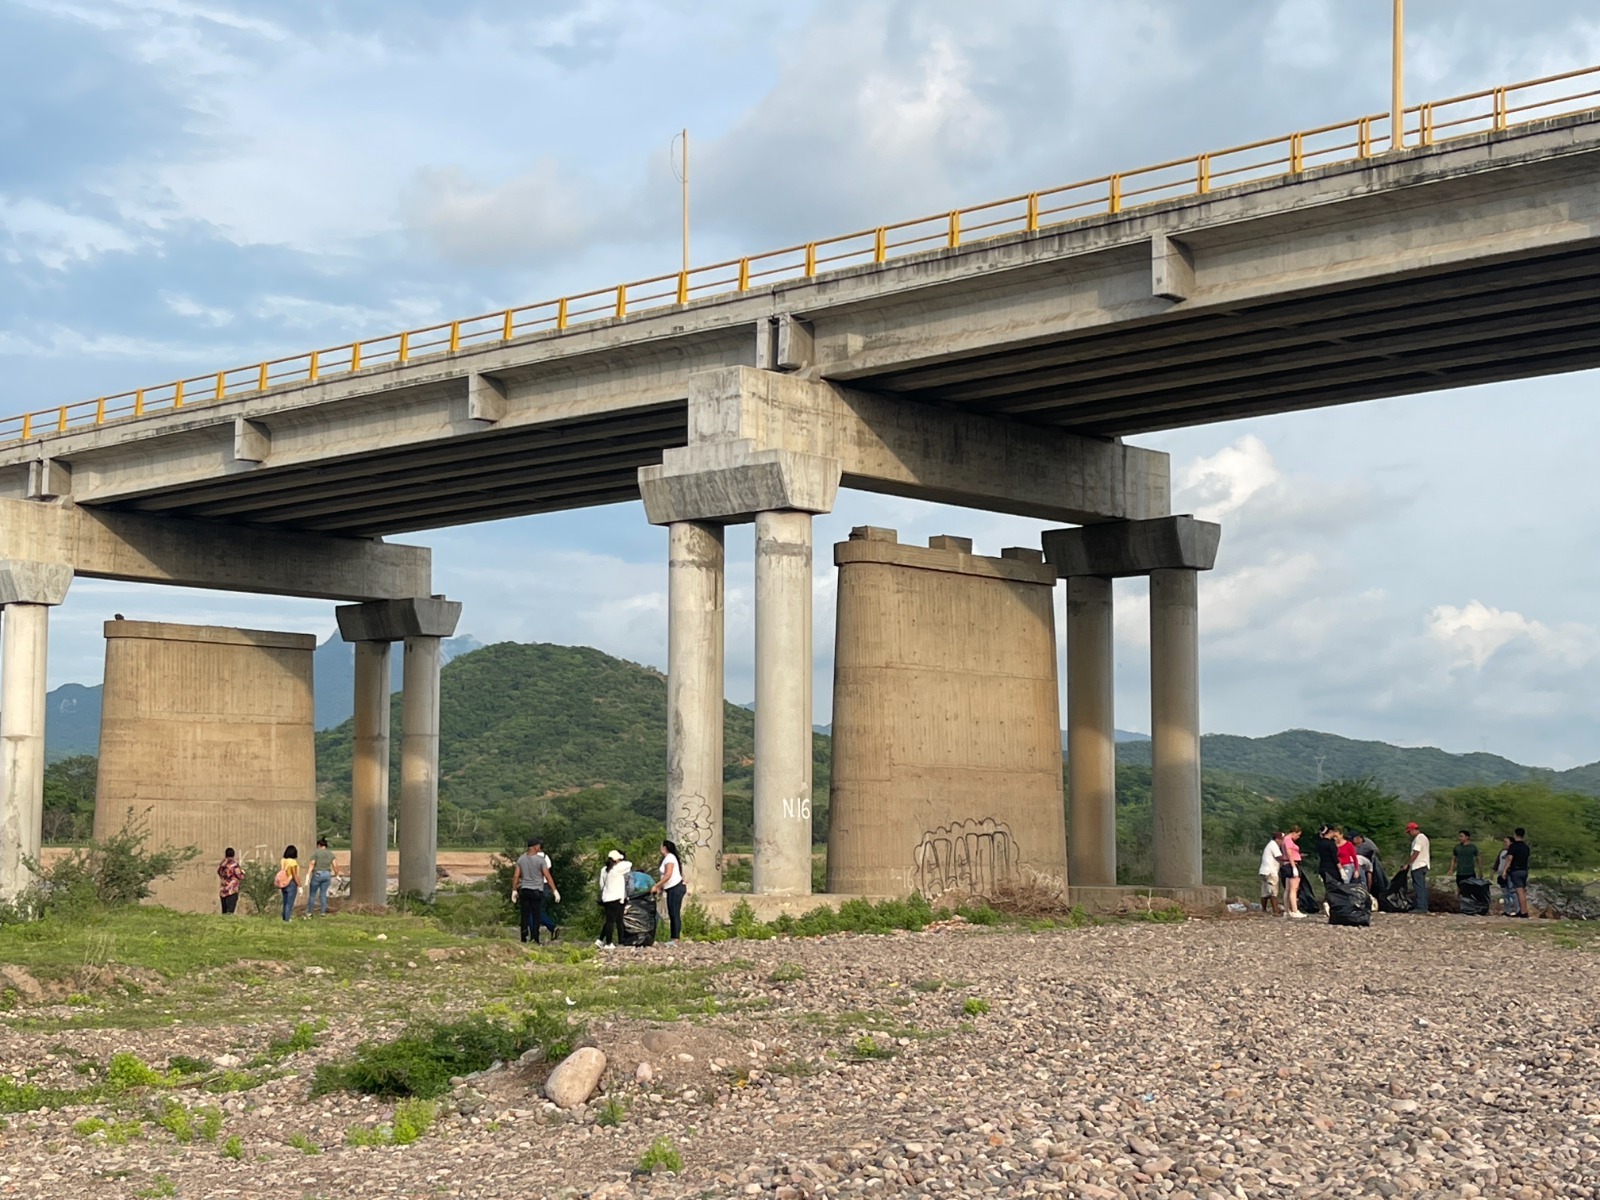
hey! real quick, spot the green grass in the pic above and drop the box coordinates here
[286,1132,322,1155]
[222,1135,243,1160]
[850,1035,895,1060]
[345,1098,436,1147]
[0,908,462,980]
[962,997,991,1016]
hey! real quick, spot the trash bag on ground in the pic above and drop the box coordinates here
[621,894,658,947]
[1327,880,1373,927]
[1458,876,1492,916]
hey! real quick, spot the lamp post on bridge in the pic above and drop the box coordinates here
[1392,0,1405,151]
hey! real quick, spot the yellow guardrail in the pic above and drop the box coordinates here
[5,63,1600,447]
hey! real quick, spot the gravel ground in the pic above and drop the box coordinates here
[1,915,1596,1199]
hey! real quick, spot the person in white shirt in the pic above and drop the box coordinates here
[1405,821,1431,913]
[651,839,686,942]
[596,850,631,947]
[1258,835,1285,916]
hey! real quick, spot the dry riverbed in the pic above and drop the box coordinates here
[0,915,1595,1199]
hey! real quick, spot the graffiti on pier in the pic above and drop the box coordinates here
[670,793,718,868]
[913,818,1018,900]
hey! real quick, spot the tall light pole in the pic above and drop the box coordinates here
[671,129,690,273]
[1391,0,1405,150]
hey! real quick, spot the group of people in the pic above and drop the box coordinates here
[511,837,687,947]
[214,840,337,920]
[1259,821,1533,917]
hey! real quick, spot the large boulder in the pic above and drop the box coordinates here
[543,1047,607,1109]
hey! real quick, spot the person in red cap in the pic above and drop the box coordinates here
[1404,822,1431,913]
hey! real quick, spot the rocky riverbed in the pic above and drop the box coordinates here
[0,914,1594,1199]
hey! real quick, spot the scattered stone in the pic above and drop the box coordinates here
[543,1047,607,1109]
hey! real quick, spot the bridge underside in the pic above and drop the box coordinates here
[857,242,1600,434]
[115,403,685,537]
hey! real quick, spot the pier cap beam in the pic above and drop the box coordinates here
[1042,515,1220,579]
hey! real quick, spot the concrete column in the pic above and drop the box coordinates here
[752,509,814,895]
[667,521,725,894]
[1066,575,1117,887]
[0,561,72,904]
[1150,568,1202,889]
[398,635,441,899]
[0,605,51,902]
[349,640,391,907]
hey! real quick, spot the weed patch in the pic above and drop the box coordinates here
[596,1096,628,1127]
[767,962,806,983]
[221,1135,243,1160]
[286,1132,322,1155]
[346,1098,436,1147]
[637,1136,683,1173]
[962,997,991,1016]
[315,1014,555,1099]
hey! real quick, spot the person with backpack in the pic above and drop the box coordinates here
[596,850,631,947]
[217,848,243,915]
[1494,836,1521,917]
[512,838,561,945]
[1506,828,1532,918]
[276,846,302,922]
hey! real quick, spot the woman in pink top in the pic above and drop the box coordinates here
[1281,826,1305,919]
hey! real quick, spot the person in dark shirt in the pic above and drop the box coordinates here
[1315,826,1340,887]
[1450,831,1481,883]
[1506,828,1532,919]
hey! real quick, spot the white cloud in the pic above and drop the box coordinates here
[0,197,142,269]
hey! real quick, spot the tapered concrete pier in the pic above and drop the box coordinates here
[752,509,815,895]
[1065,575,1117,888]
[666,521,726,894]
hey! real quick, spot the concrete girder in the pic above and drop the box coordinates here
[0,499,431,601]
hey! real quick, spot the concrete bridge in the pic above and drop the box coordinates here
[3,67,1599,907]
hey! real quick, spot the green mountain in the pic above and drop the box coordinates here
[314,641,831,847]
[1114,728,1593,799]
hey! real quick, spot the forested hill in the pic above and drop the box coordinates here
[314,641,828,846]
[1116,728,1600,799]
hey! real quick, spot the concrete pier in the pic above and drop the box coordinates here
[336,596,462,905]
[349,640,391,907]
[666,521,725,894]
[752,509,815,895]
[1043,517,1220,907]
[1065,575,1117,888]
[399,635,442,899]
[0,561,71,902]
[94,621,316,912]
[1150,568,1203,890]
[827,530,1065,899]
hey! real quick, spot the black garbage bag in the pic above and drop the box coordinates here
[1327,880,1373,927]
[1296,871,1322,915]
[1380,865,1414,913]
[1458,877,1491,916]
[621,894,658,947]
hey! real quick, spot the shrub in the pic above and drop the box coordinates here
[637,1136,682,1173]
[238,859,281,918]
[315,1013,555,1099]
[107,1052,170,1092]
[222,1135,243,1159]
[3,812,196,924]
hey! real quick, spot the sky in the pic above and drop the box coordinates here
[5,0,1600,769]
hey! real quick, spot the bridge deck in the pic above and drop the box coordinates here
[4,100,1600,536]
